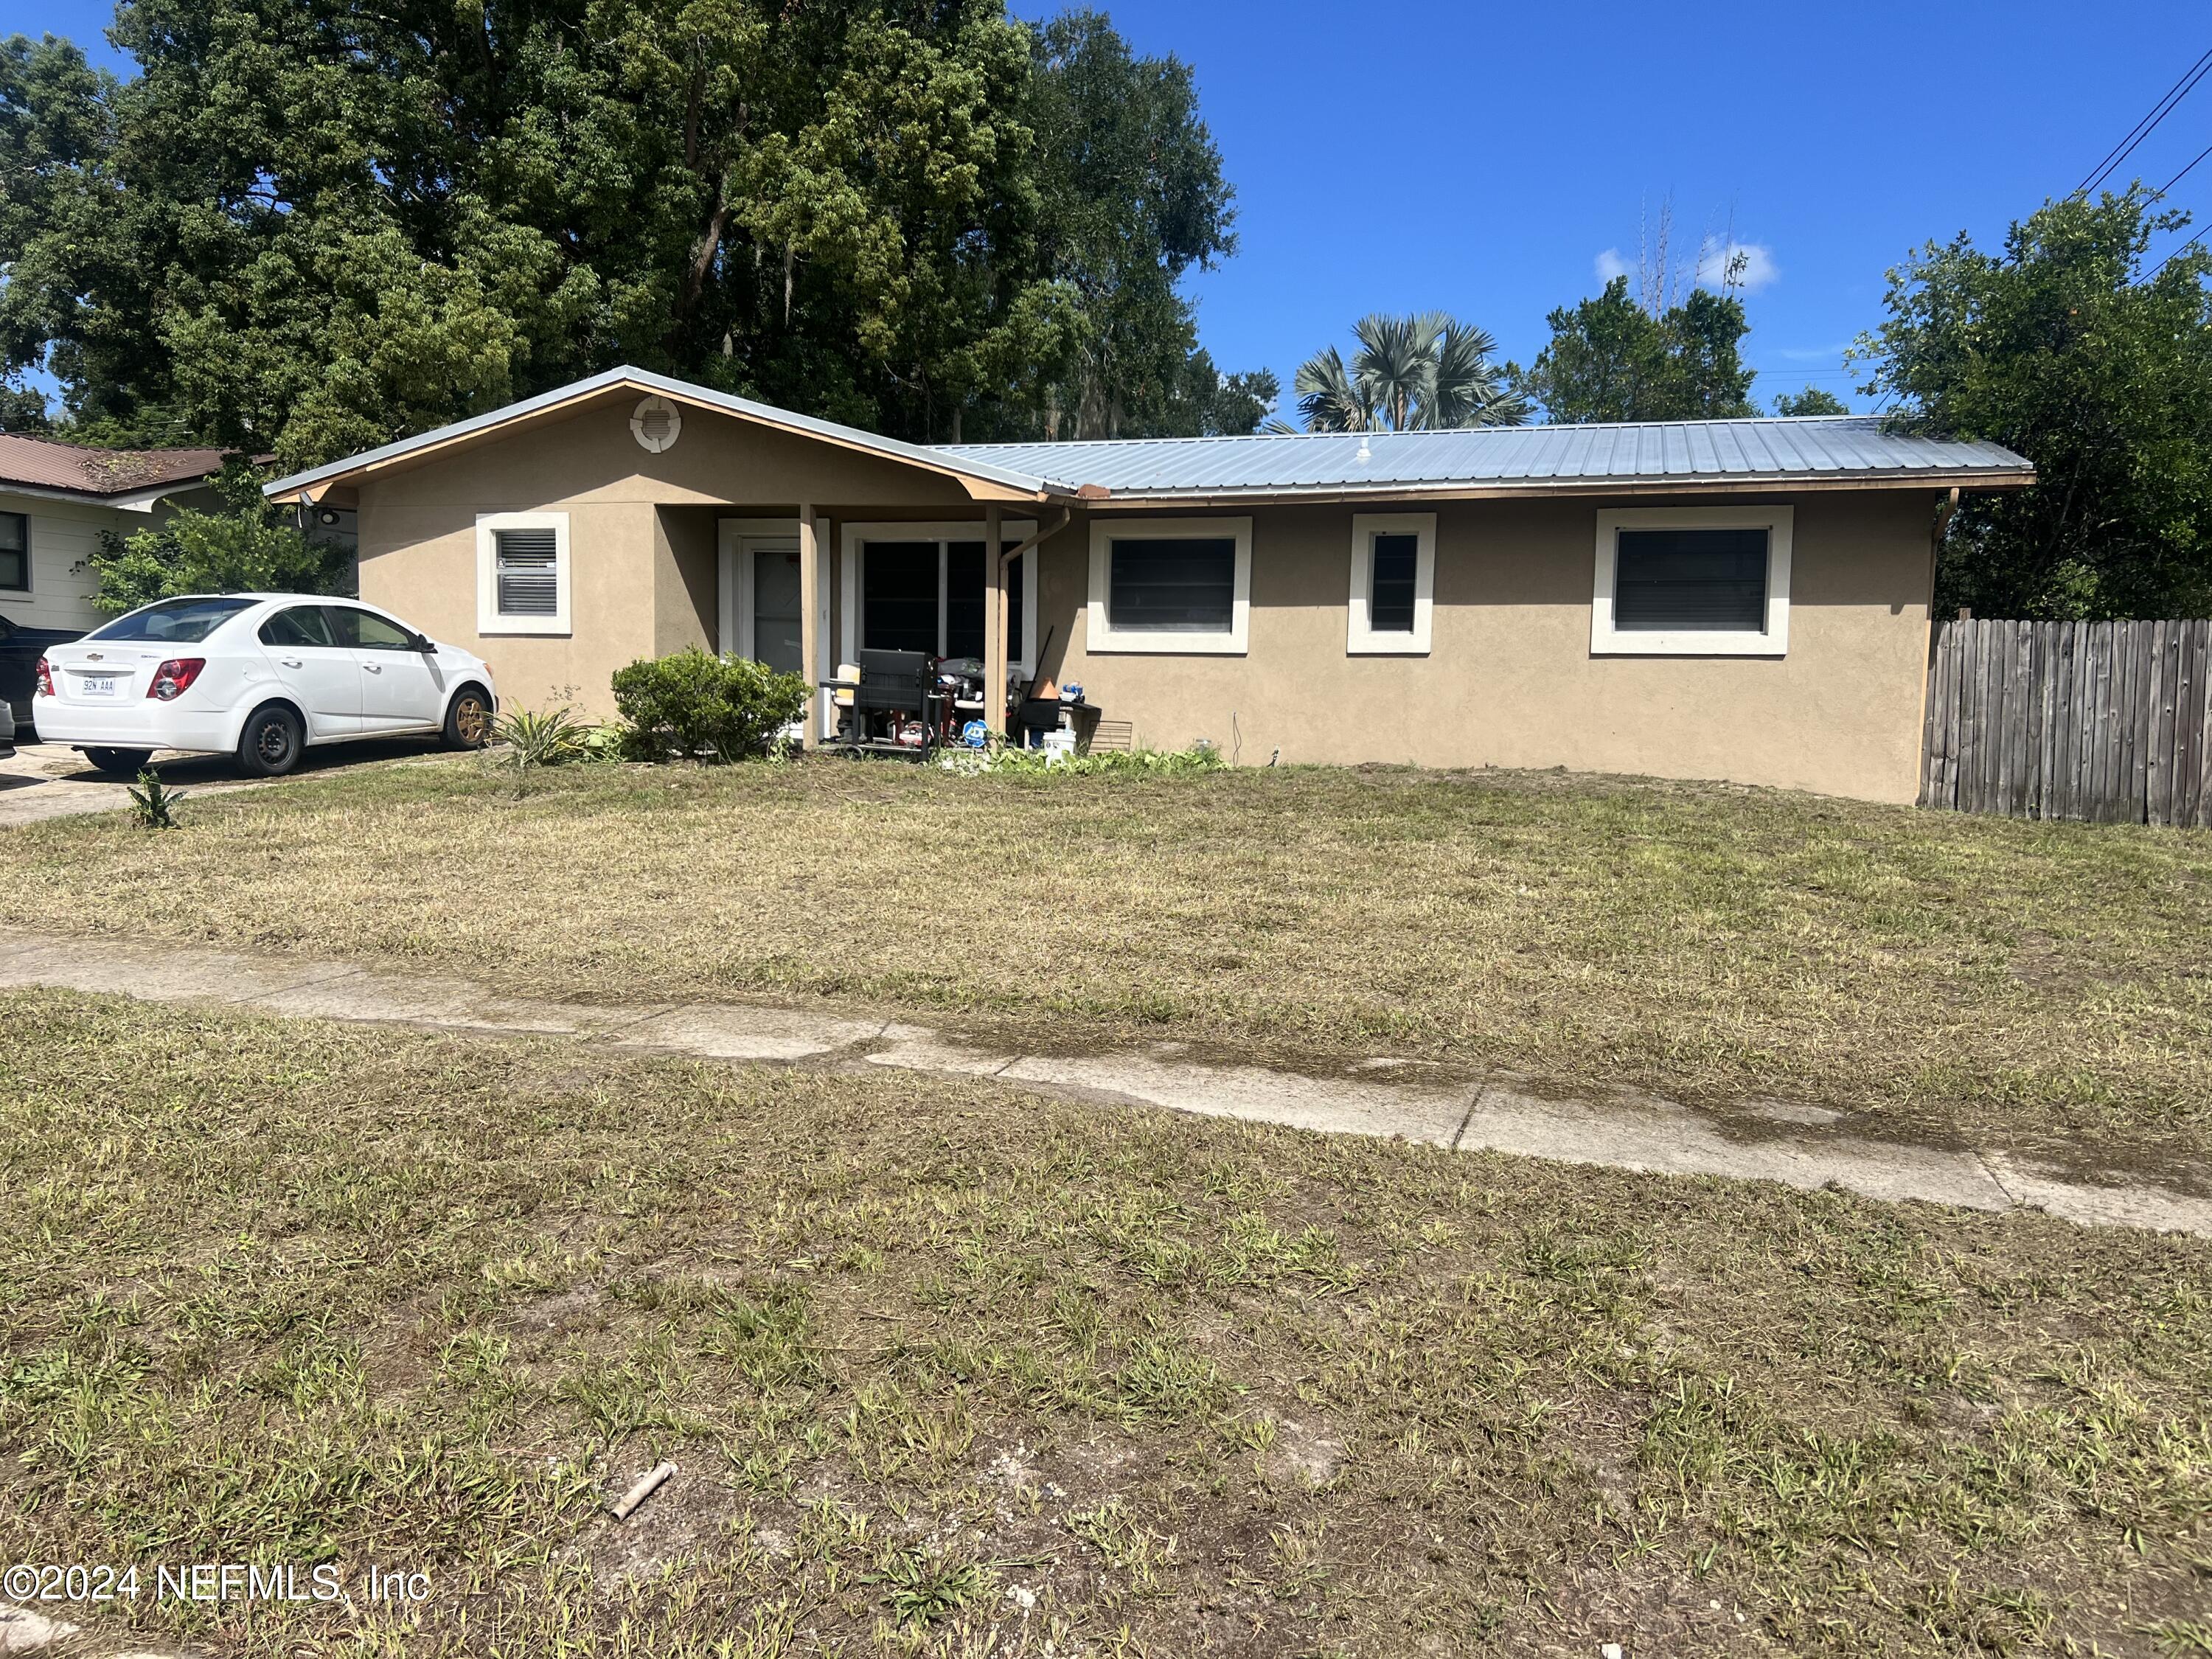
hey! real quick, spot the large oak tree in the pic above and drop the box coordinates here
[0,2,1268,470]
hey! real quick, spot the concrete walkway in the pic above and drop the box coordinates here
[3,926,2207,1239]
[0,739,452,827]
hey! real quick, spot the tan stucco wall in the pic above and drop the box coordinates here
[352,397,1939,802]
[655,506,720,658]
[1035,493,1935,803]
[355,398,986,713]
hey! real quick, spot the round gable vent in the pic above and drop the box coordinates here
[630,394,682,453]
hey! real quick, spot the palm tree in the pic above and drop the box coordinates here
[1290,312,1527,432]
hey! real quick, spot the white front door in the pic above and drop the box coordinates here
[750,544,804,675]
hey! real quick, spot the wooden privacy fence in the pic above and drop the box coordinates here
[1920,617,2211,827]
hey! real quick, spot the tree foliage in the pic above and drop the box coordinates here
[89,462,351,613]
[1854,188,2212,619]
[1021,10,1260,437]
[1293,313,1524,433]
[1514,276,1756,423]
[1772,386,1847,417]
[0,3,1265,466]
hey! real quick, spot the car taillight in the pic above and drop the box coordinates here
[32,656,54,698]
[147,658,206,700]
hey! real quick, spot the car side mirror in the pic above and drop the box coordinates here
[412,633,437,654]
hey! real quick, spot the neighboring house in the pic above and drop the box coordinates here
[265,366,2033,804]
[0,434,236,728]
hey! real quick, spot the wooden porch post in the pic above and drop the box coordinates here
[798,503,820,750]
[981,503,1006,738]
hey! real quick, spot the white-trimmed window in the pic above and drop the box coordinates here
[1086,517,1251,655]
[0,512,27,593]
[1590,505,1792,657]
[1347,512,1433,654]
[476,511,571,636]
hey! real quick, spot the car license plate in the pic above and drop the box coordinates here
[80,675,121,699]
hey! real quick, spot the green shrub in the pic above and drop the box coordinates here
[611,649,808,763]
[941,742,1228,779]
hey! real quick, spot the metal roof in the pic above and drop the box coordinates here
[263,366,2031,506]
[0,434,229,500]
[934,417,2031,498]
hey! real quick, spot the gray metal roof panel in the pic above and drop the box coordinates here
[936,417,2028,495]
[265,365,2029,507]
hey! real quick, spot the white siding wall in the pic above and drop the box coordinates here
[0,493,126,631]
[0,488,222,633]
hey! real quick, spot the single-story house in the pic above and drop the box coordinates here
[264,366,2032,803]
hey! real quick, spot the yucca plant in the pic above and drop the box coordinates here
[127,765,184,830]
[490,703,598,772]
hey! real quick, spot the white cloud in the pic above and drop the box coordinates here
[1697,238,1778,293]
[1593,247,1628,283]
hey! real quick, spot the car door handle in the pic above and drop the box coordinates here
[279,657,303,668]
[363,664,382,674]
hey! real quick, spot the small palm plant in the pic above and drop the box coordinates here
[1291,311,1528,432]
[128,765,184,830]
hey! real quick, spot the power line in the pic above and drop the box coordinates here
[2078,46,2212,197]
[2143,229,2207,283]
[2158,139,2212,197]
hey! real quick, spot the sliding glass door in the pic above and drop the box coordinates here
[841,522,1038,675]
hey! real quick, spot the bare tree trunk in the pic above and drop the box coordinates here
[681,200,731,320]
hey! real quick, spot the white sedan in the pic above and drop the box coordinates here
[32,593,496,777]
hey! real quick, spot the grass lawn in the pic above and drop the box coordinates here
[2,990,2208,1657]
[14,756,2212,1169]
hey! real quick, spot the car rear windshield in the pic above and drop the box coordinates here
[86,597,256,644]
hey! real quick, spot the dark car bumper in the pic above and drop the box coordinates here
[0,625,85,732]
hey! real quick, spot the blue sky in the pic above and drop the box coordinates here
[11,0,2212,417]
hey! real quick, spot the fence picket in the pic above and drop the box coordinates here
[1921,616,2211,827]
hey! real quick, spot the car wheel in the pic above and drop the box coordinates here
[235,703,304,777]
[442,684,494,750]
[83,746,153,776]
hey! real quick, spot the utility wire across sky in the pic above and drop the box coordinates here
[2076,46,2212,198]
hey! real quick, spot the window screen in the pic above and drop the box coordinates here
[945,541,985,660]
[1369,532,1418,633]
[863,542,939,653]
[0,512,24,591]
[1613,528,1768,633]
[942,540,1027,662]
[1108,538,1236,633]
[493,526,560,616]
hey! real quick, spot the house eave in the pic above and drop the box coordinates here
[1078,468,2037,508]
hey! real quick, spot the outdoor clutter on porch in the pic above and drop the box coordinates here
[794,501,1096,761]
[818,638,1099,761]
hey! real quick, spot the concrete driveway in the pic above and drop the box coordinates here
[0,737,443,827]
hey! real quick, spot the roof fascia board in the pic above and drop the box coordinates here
[264,366,1072,504]
[1082,470,2035,508]
[0,478,214,511]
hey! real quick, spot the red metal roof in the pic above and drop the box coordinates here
[0,434,229,498]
